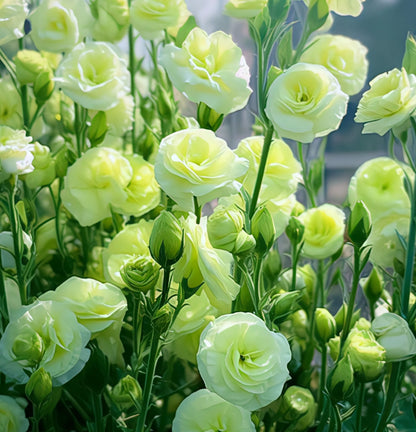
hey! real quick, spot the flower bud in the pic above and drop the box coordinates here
[263,249,282,285]
[197,102,224,132]
[315,308,336,344]
[291,309,309,340]
[285,216,305,246]
[23,143,56,189]
[91,0,130,43]
[153,303,173,334]
[371,313,416,362]
[149,211,183,267]
[334,303,360,334]
[121,255,160,294]
[54,145,69,178]
[251,206,276,254]
[34,71,55,103]
[278,386,316,431]
[348,201,371,248]
[362,267,384,306]
[403,32,416,76]
[25,367,53,406]
[344,328,385,382]
[88,111,108,147]
[111,375,142,412]
[233,231,256,255]
[207,204,244,252]
[327,353,354,401]
[12,327,44,366]
[14,49,51,85]
[270,291,300,324]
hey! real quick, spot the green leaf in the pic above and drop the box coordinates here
[306,0,329,35]
[308,158,324,196]
[277,27,293,69]
[175,15,197,47]
[268,0,291,23]
[253,6,271,42]
[402,32,416,75]
[391,395,416,431]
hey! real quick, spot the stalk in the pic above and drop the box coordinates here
[128,23,137,154]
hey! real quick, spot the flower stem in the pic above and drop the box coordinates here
[0,253,9,329]
[249,125,274,218]
[297,142,317,207]
[135,327,160,432]
[355,381,365,432]
[91,392,104,432]
[317,343,327,415]
[18,38,30,131]
[159,265,171,308]
[193,196,201,224]
[128,24,137,154]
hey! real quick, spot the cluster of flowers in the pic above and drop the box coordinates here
[0,0,416,431]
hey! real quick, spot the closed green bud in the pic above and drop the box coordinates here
[403,32,416,76]
[121,255,160,294]
[270,291,300,324]
[12,327,44,366]
[153,303,173,334]
[207,204,244,252]
[24,143,56,189]
[315,308,336,344]
[348,201,371,248]
[233,230,256,255]
[34,71,54,103]
[14,49,51,85]
[149,211,183,267]
[291,309,309,340]
[278,386,317,431]
[197,102,224,132]
[263,249,282,285]
[285,216,304,245]
[251,206,275,254]
[25,367,53,406]
[54,146,69,178]
[362,267,384,305]
[88,111,108,147]
[328,354,354,401]
[334,303,360,334]
[111,375,142,412]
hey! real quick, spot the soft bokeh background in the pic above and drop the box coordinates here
[185,0,416,204]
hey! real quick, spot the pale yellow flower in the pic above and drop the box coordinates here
[172,389,256,432]
[154,128,248,210]
[265,63,348,143]
[300,34,368,95]
[91,0,129,43]
[30,0,93,52]
[160,27,252,114]
[197,312,291,410]
[0,0,28,46]
[0,395,29,432]
[55,41,130,111]
[355,68,416,135]
[224,0,267,19]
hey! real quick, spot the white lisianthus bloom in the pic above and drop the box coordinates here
[30,0,93,53]
[0,300,90,385]
[300,34,368,95]
[265,63,348,143]
[0,395,29,432]
[303,0,365,17]
[155,128,248,210]
[55,41,130,111]
[224,0,267,19]
[0,126,34,180]
[0,0,28,46]
[197,312,291,411]
[355,68,416,136]
[160,27,252,114]
[174,215,240,309]
[172,389,256,432]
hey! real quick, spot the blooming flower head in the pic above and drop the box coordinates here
[355,68,416,135]
[0,0,28,46]
[30,0,93,52]
[303,0,365,17]
[91,0,130,43]
[298,204,345,260]
[224,0,267,19]
[172,389,256,432]
[0,126,34,180]
[265,63,348,143]
[55,41,130,111]
[0,395,29,432]
[130,0,189,40]
[154,128,248,210]
[197,312,291,410]
[160,27,252,114]
[300,34,368,95]
[0,300,90,385]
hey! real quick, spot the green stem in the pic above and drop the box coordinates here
[32,404,40,432]
[159,265,171,308]
[290,243,299,292]
[340,246,361,352]
[193,196,201,224]
[18,39,30,131]
[92,392,104,432]
[8,177,26,304]
[316,396,330,432]
[254,254,263,308]
[355,382,365,432]
[297,142,317,207]
[128,24,137,154]
[135,328,160,432]
[0,253,9,329]
[317,343,327,415]
[374,363,402,432]
[249,126,274,218]
[400,171,416,318]
[132,295,139,359]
